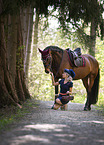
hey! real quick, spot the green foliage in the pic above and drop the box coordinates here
[0,116,14,130]
[56,0,103,28]
[38,19,85,51]
[16,46,25,70]
[0,100,36,130]
[95,39,104,107]
[28,56,55,101]
[72,80,86,104]
[0,0,36,15]
[28,13,104,107]
[52,0,103,42]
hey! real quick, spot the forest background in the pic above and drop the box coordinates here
[28,8,104,108]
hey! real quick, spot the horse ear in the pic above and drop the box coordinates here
[38,48,42,54]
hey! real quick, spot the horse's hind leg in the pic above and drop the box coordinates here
[82,75,94,111]
[84,91,91,111]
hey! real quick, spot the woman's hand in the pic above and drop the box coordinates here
[67,87,73,95]
[50,72,53,76]
[66,91,69,95]
[50,72,59,86]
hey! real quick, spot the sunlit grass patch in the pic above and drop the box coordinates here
[97,93,104,108]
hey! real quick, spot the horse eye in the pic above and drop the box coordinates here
[47,57,51,61]
[43,60,46,63]
[47,57,49,61]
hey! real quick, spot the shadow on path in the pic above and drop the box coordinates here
[0,100,104,145]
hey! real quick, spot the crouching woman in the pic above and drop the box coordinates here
[50,69,75,110]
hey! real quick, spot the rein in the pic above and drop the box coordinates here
[41,47,64,77]
[54,51,64,79]
[42,55,52,71]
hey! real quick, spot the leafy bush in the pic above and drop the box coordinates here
[95,40,104,107]
[28,57,55,101]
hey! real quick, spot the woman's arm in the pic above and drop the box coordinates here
[66,87,72,95]
[50,72,59,86]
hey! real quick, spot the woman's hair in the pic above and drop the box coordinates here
[66,73,72,82]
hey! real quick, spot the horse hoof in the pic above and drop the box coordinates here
[84,107,91,111]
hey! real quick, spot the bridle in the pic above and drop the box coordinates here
[41,49,64,77]
[42,54,52,71]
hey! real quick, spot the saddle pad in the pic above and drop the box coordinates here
[74,56,86,67]
[66,50,86,67]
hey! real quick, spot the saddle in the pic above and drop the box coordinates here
[66,48,86,67]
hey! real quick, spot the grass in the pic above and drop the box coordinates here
[0,99,39,131]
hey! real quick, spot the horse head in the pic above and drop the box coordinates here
[38,48,52,73]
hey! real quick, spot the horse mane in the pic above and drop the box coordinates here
[44,46,63,53]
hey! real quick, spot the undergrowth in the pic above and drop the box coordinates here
[0,99,38,131]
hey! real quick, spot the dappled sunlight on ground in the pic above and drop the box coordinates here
[25,124,67,132]
[0,101,104,145]
[8,120,104,145]
[12,134,50,144]
[7,123,85,144]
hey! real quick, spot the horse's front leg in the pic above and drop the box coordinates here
[51,85,59,109]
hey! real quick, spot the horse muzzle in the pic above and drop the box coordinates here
[45,68,51,74]
[45,70,49,74]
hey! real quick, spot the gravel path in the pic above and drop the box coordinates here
[0,100,104,145]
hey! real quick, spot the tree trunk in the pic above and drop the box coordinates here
[32,8,39,58]
[0,60,14,107]
[89,18,96,57]
[20,7,28,57]
[20,71,31,99]
[0,16,21,108]
[7,14,17,85]
[16,12,31,101]
[15,14,26,102]
[24,5,33,81]
[0,2,32,108]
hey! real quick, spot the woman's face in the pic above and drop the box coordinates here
[62,72,68,78]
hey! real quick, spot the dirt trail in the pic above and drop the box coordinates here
[0,100,104,145]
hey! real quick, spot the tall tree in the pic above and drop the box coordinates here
[0,0,58,107]
[0,15,20,107]
[24,5,34,81]
[0,0,33,108]
[54,0,103,56]
[7,14,17,85]
[32,8,40,58]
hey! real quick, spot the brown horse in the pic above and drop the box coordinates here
[39,46,100,111]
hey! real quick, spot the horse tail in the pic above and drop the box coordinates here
[89,68,100,105]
